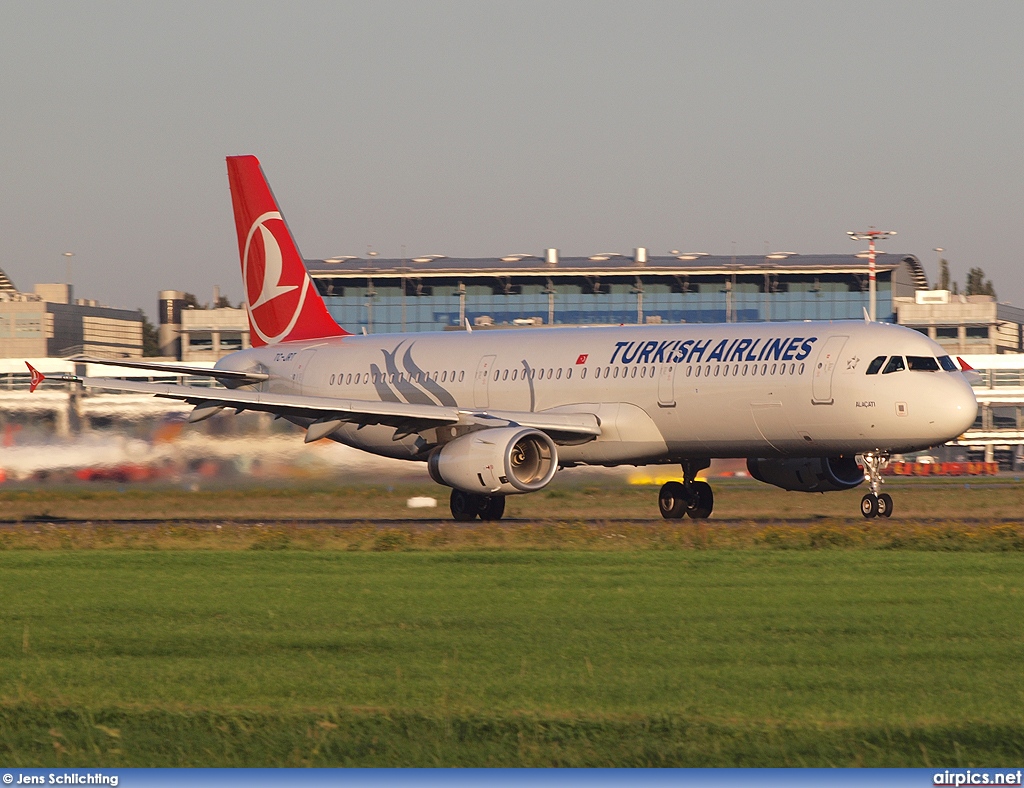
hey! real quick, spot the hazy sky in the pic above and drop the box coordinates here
[2,1,1022,315]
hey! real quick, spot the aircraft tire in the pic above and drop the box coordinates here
[480,495,506,521]
[450,489,482,521]
[658,481,688,519]
[687,481,714,519]
[878,493,893,518]
[860,494,879,518]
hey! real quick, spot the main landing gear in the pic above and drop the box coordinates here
[450,489,506,522]
[659,459,714,519]
[859,451,893,519]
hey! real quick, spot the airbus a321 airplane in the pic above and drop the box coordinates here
[30,156,979,520]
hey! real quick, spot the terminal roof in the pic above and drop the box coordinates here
[308,253,926,286]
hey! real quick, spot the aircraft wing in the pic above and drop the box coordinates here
[70,356,269,384]
[46,370,601,441]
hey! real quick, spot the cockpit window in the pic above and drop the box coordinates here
[907,356,940,371]
[938,355,959,372]
[866,356,886,375]
[882,356,906,374]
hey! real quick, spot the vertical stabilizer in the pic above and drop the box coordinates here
[226,155,347,346]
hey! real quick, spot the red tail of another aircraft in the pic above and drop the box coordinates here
[226,155,347,346]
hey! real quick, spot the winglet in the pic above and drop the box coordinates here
[25,362,45,393]
[862,307,871,323]
[956,356,974,372]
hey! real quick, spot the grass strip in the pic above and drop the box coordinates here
[2,706,1022,767]
[1,520,1023,552]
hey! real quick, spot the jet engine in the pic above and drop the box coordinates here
[746,456,864,493]
[428,427,558,495]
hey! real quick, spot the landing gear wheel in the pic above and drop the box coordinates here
[659,481,688,519]
[687,481,714,519]
[450,489,482,521]
[859,452,891,519]
[479,495,506,521]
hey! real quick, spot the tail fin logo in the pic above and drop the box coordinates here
[243,211,311,344]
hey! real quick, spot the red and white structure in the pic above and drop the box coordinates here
[847,228,897,322]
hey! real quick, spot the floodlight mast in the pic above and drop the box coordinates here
[847,228,896,321]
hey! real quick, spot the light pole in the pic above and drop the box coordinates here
[847,229,896,322]
[63,252,74,302]
[934,248,944,290]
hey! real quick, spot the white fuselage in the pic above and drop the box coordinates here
[217,320,978,466]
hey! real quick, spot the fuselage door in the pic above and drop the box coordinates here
[474,354,496,408]
[290,348,317,391]
[811,335,848,405]
[658,364,676,407]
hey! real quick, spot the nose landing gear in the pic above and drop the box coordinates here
[659,459,713,519]
[859,452,892,518]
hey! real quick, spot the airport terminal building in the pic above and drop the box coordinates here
[308,250,929,333]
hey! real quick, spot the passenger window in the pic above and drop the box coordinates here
[907,356,940,371]
[938,355,958,372]
[882,356,905,374]
[458,371,465,382]
[866,356,886,375]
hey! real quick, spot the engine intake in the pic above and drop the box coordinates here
[746,456,864,493]
[429,427,558,495]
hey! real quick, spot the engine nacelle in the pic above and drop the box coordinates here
[428,427,558,495]
[746,456,864,493]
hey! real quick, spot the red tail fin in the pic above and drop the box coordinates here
[226,155,347,346]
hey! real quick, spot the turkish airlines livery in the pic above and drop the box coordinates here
[34,156,979,520]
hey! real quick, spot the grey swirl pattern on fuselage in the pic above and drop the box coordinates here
[368,341,459,408]
[402,345,458,406]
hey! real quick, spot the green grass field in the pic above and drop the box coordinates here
[1,476,1024,522]
[2,547,1023,766]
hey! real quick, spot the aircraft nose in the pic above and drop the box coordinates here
[937,375,978,440]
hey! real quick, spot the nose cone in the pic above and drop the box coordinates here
[936,375,978,441]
